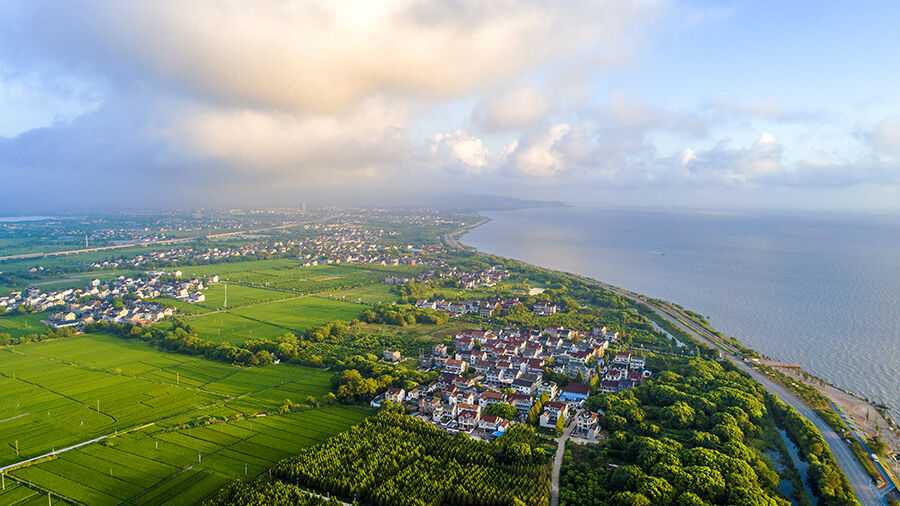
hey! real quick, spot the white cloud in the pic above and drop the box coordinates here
[680,132,784,185]
[511,124,572,177]
[17,0,660,115]
[3,0,900,209]
[428,130,491,173]
[867,116,900,157]
[471,86,552,131]
[166,97,411,179]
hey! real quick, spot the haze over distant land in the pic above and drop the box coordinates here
[1,1,900,211]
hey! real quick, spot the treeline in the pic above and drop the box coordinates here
[564,358,791,505]
[204,479,346,506]
[84,318,437,404]
[767,394,858,506]
[632,302,719,359]
[659,299,761,359]
[360,303,450,326]
[329,357,436,402]
[271,410,551,506]
[84,320,274,367]
[0,326,76,346]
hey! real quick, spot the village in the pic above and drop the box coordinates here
[0,272,216,329]
[371,324,651,442]
[82,223,449,272]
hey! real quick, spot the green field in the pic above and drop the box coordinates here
[0,334,340,467]
[184,296,365,344]
[320,283,398,303]
[153,283,297,316]
[175,261,422,294]
[0,312,49,338]
[195,283,295,310]
[0,333,370,504]
[5,406,368,506]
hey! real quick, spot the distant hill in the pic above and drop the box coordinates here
[419,193,568,211]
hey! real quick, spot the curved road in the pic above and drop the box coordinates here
[595,281,884,506]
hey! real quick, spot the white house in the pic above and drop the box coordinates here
[539,401,569,428]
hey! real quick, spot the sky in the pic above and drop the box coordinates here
[1,0,899,212]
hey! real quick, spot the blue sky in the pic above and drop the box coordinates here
[1,0,899,211]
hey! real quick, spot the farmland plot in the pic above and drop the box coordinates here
[184,296,364,344]
[8,406,368,505]
[0,334,334,468]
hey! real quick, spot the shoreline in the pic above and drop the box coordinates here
[452,213,898,479]
[454,213,894,420]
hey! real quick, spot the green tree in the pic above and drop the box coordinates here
[484,402,518,420]
[555,414,566,436]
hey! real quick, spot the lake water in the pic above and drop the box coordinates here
[462,206,900,414]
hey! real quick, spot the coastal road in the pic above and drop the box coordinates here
[550,412,579,506]
[593,281,885,506]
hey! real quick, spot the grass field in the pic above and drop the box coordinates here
[6,406,368,506]
[319,283,399,303]
[0,334,338,468]
[183,296,365,344]
[0,481,53,506]
[174,261,423,294]
[0,312,49,338]
[153,283,297,316]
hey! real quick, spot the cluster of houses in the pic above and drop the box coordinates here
[372,371,605,440]
[89,244,291,270]
[77,223,447,273]
[295,225,443,268]
[371,325,651,440]
[1,273,218,330]
[414,297,523,317]
[413,297,560,318]
[452,266,510,289]
[397,266,510,290]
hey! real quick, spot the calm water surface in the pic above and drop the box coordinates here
[463,207,900,414]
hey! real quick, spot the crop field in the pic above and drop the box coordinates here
[0,334,336,468]
[7,406,368,505]
[0,481,57,506]
[153,283,297,316]
[193,283,295,310]
[175,261,423,294]
[319,283,398,303]
[0,313,49,338]
[184,296,364,344]
[182,312,289,343]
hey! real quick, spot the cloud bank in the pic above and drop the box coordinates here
[0,0,898,210]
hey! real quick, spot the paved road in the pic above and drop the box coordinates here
[550,412,579,506]
[595,282,884,506]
